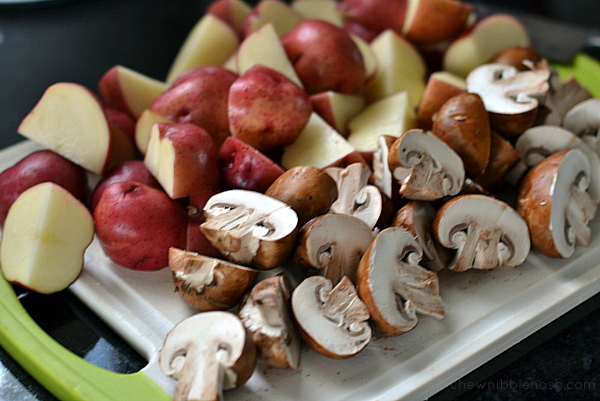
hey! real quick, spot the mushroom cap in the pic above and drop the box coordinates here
[388,129,465,201]
[517,148,597,258]
[515,125,600,203]
[295,213,375,285]
[291,275,371,359]
[159,311,257,401]
[356,227,445,337]
[472,131,521,191]
[563,98,600,137]
[238,274,301,370]
[201,189,298,269]
[433,194,530,271]
[169,247,259,312]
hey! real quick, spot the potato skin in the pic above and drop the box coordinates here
[94,181,187,270]
[0,150,87,225]
[266,166,338,226]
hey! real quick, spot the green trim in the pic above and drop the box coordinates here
[0,275,170,401]
[551,53,600,98]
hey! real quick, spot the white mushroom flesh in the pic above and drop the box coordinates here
[391,129,464,201]
[562,98,600,156]
[372,136,394,198]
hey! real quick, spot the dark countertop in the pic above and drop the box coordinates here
[1,1,599,400]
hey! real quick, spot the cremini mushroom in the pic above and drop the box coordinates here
[517,148,598,258]
[200,190,298,270]
[324,162,384,229]
[388,129,465,201]
[356,227,445,337]
[466,61,551,138]
[291,275,371,359]
[238,274,301,370]
[562,98,600,155]
[159,311,257,401]
[433,194,531,272]
[295,213,375,285]
[511,125,600,202]
[472,131,521,191]
[536,78,592,126]
[392,201,448,272]
[169,247,259,312]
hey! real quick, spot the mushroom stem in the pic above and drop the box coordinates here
[178,346,226,401]
[567,181,597,247]
[450,226,503,271]
[320,276,370,334]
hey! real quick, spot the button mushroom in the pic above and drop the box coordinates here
[387,129,465,201]
[159,311,257,401]
[324,162,385,229]
[356,227,445,337]
[512,125,600,203]
[466,62,551,138]
[517,148,598,258]
[295,213,376,285]
[238,274,301,370]
[169,247,259,312]
[392,201,448,272]
[291,275,371,359]
[433,194,531,272]
[200,190,298,270]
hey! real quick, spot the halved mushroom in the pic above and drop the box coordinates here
[431,92,491,177]
[159,311,257,401]
[291,275,371,359]
[517,148,598,258]
[371,135,397,199]
[433,194,530,272]
[169,247,259,312]
[201,190,298,270]
[356,227,445,337]
[536,77,592,126]
[466,62,551,138]
[387,129,465,201]
[392,201,448,272]
[295,213,375,285]
[238,274,301,370]
[324,162,384,229]
[562,98,600,155]
[472,131,521,191]
[511,125,600,202]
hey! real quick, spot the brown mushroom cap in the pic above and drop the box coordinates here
[169,247,259,312]
[472,131,521,190]
[517,148,597,258]
[265,165,338,227]
[491,46,542,71]
[432,93,491,176]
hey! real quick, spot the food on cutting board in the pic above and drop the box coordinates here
[1,0,599,399]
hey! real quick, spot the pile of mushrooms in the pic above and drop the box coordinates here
[159,52,600,400]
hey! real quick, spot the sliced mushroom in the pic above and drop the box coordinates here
[159,311,257,401]
[433,194,530,272]
[291,275,371,359]
[562,98,600,155]
[371,135,397,200]
[201,190,298,270]
[265,165,338,227]
[387,129,465,201]
[392,201,448,272]
[324,162,383,229]
[512,125,600,202]
[432,92,491,177]
[238,274,301,370]
[169,247,259,312]
[356,227,445,337]
[466,62,551,138]
[536,77,592,126]
[295,213,375,285]
[517,148,598,258]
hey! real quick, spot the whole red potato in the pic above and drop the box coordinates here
[228,64,312,153]
[149,65,238,148]
[0,150,87,225]
[282,20,367,94]
[337,0,408,33]
[90,160,160,213]
[94,181,187,271]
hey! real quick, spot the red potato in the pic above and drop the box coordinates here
[337,0,408,34]
[281,20,367,95]
[186,191,223,258]
[343,20,382,43]
[105,108,136,140]
[149,65,238,149]
[94,181,187,271]
[90,160,160,213]
[228,64,312,153]
[219,137,285,192]
[0,150,87,225]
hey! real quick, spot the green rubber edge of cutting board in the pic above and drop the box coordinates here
[551,53,600,98]
[0,273,170,401]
